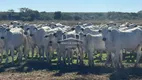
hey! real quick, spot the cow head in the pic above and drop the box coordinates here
[101,28,114,42]
[71,27,75,31]
[75,25,84,33]
[44,33,55,46]
[78,32,86,41]
[98,30,102,33]
[10,22,13,25]
[23,25,38,37]
[0,27,10,40]
[75,34,80,39]
[54,30,65,40]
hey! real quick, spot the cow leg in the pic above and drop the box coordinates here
[39,46,44,60]
[46,47,50,63]
[0,49,3,62]
[39,47,42,59]
[135,46,141,67]
[45,47,48,61]
[99,51,103,62]
[41,46,45,60]
[57,48,61,64]
[111,53,116,68]
[10,48,15,64]
[49,47,52,63]
[76,48,79,64]
[23,47,29,61]
[78,47,84,65]
[88,50,94,67]
[39,47,44,60]
[45,47,49,63]
[5,48,9,64]
[31,47,35,58]
[17,48,23,63]
[85,52,88,58]
[115,50,121,69]
[70,49,73,65]
[119,51,123,68]
[105,52,111,66]
[35,47,39,58]
[63,50,67,65]
[0,50,3,63]
[71,50,74,65]
[68,50,70,65]
[87,50,91,66]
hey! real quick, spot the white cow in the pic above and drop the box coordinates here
[42,32,57,63]
[72,25,84,34]
[9,21,21,28]
[0,27,30,64]
[0,27,6,62]
[23,24,48,59]
[101,27,142,68]
[83,27,100,35]
[79,32,106,66]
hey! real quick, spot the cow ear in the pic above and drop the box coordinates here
[57,41,61,44]
[11,22,13,25]
[24,31,28,35]
[53,33,57,37]
[44,35,48,38]
[84,34,86,37]
[6,28,10,31]
[20,26,24,29]
[76,34,79,39]
[34,28,38,30]
[62,34,66,39]
[81,28,84,31]
[98,30,102,33]
[71,27,75,30]
[134,25,137,27]
[108,30,111,32]
[17,23,20,25]
[7,25,9,27]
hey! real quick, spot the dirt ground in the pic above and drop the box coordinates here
[0,60,142,80]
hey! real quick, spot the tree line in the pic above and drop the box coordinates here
[0,8,142,21]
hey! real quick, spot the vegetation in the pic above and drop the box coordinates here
[0,7,142,21]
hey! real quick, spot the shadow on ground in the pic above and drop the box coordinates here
[0,60,142,80]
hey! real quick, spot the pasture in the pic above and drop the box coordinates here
[1,20,142,80]
[0,51,142,80]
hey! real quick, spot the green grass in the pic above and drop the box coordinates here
[0,51,138,65]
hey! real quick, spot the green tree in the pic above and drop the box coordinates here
[54,11,62,20]
[61,13,73,20]
[7,9,15,20]
[74,16,81,20]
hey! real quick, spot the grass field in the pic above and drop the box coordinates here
[1,20,142,80]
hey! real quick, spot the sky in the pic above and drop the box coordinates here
[0,0,142,12]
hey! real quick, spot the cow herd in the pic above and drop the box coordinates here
[0,21,142,68]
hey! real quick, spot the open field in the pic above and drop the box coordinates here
[1,20,142,80]
[0,20,142,26]
[1,59,142,80]
[0,51,142,80]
